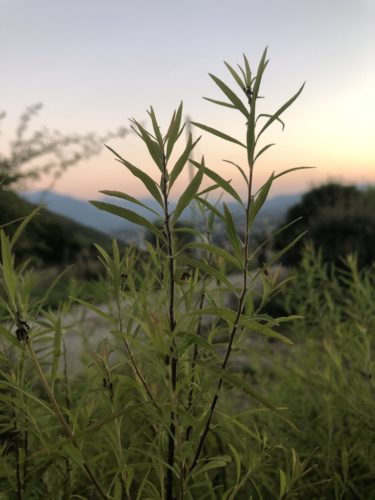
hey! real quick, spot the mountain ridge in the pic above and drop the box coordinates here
[21,190,302,236]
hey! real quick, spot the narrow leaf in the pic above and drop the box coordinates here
[188,306,237,324]
[147,106,164,149]
[191,122,246,148]
[257,83,305,140]
[172,165,203,222]
[178,242,241,269]
[130,119,164,171]
[181,257,236,292]
[166,102,183,159]
[100,190,160,217]
[209,74,249,118]
[253,143,275,163]
[222,159,248,184]
[90,201,165,240]
[273,165,315,180]
[224,61,245,90]
[248,173,274,228]
[243,53,252,84]
[190,159,244,205]
[202,97,235,109]
[105,145,163,205]
[195,197,224,221]
[71,297,117,323]
[11,206,42,247]
[0,230,16,310]
[239,317,293,344]
[169,135,200,189]
[223,203,243,264]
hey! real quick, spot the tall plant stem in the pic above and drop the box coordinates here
[161,155,178,500]
[189,118,256,476]
[26,340,110,500]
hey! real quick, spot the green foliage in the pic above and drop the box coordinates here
[262,247,375,498]
[0,49,310,499]
[274,183,375,267]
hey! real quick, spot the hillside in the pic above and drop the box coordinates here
[0,189,111,267]
[21,190,302,236]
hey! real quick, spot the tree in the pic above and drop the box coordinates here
[0,103,128,190]
[273,183,375,268]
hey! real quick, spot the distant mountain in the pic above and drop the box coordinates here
[22,190,124,234]
[20,190,302,238]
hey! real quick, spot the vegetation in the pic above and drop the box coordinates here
[1,49,374,500]
[274,183,375,267]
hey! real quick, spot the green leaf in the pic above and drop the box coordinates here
[253,143,275,163]
[209,73,249,118]
[239,316,293,344]
[252,47,268,102]
[202,97,236,109]
[224,61,245,91]
[257,82,305,141]
[194,456,231,475]
[243,53,252,84]
[100,190,160,217]
[147,106,164,149]
[10,206,42,247]
[105,145,163,205]
[90,201,165,240]
[181,257,236,292]
[130,118,164,171]
[269,231,307,266]
[279,468,287,498]
[222,159,248,184]
[71,298,117,323]
[169,135,200,189]
[273,165,315,181]
[248,173,274,228]
[187,306,237,324]
[245,49,268,164]
[223,203,244,264]
[191,122,246,148]
[228,443,241,483]
[172,165,203,222]
[195,197,224,221]
[257,113,285,130]
[166,102,183,159]
[190,159,244,205]
[178,242,241,269]
[0,230,16,310]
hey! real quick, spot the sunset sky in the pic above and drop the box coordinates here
[1,0,374,201]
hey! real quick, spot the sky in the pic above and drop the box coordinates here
[1,0,374,201]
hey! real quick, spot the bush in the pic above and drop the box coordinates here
[0,49,307,499]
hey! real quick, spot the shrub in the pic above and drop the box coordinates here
[0,49,306,499]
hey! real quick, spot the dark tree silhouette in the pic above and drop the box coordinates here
[273,183,375,268]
